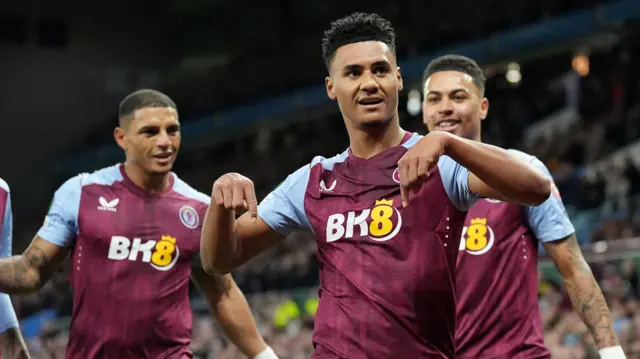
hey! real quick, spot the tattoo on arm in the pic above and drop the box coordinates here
[0,327,31,359]
[0,245,52,294]
[550,235,618,348]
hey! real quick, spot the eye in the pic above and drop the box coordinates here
[374,67,387,75]
[141,128,159,136]
[347,70,361,78]
[167,126,180,135]
[426,97,439,104]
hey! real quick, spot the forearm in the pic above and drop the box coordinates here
[201,204,240,274]
[0,256,42,294]
[563,273,618,349]
[212,284,267,357]
[0,327,31,359]
[444,134,550,205]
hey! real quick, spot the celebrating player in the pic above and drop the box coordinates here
[0,179,30,359]
[0,90,277,359]
[422,55,623,359]
[200,13,550,359]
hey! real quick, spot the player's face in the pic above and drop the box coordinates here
[325,41,403,128]
[422,71,488,141]
[115,107,181,175]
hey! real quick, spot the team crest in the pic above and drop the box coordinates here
[179,205,199,229]
[392,168,400,183]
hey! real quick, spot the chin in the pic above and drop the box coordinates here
[358,114,394,128]
[149,165,174,175]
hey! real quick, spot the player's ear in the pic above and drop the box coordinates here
[114,127,127,151]
[480,97,489,121]
[397,67,403,91]
[325,76,337,100]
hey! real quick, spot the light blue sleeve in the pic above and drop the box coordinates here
[0,190,19,331]
[36,175,83,247]
[257,163,312,235]
[438,156,481,211]
[523,157,575,243]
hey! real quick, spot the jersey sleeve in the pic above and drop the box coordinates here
[437,156,482,211]
[523,157,575,242]
[257,163,312,235]
[37,175,83,247]
[0,184,19,332]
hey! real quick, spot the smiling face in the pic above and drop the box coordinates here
[114,106,181,175]
[422,70,488,141]
[325,40,403,129]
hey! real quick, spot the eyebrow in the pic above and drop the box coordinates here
[425,88,470,96]
[342,60,390,72]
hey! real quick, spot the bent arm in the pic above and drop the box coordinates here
[543,235,619,349]
[443,134,550,206]
[200,207,282,274]
[202,168,310,274]
[191,268,269,357]
[0,237,69,294]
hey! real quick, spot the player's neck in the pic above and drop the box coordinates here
[347,115,405,159]
[123,163,171,193]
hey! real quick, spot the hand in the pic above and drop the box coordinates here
[397,131,451,207]
[212,173,258,219]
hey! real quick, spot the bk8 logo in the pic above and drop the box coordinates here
[458,218,495,255]
[326,199,402,242]
[108,235,180,271]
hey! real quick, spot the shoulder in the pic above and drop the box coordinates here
[65,164,123,189]
[171,174,210,205]
[506,149,550,175]
[400,133,423,150]
[284,151,349,188]
[311,150,349,171]
[506,149,537,163]
[0,177,8,194]
[57,164,124,194]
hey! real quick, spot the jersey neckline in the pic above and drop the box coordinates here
[346,130,413,165]
[118,164,176,198]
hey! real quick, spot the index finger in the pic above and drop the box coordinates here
[400,184,409,208]
[243,184,259,220]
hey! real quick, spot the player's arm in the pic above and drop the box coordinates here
[0,183,31,358]
[441,132,550,206]
[399,131,549,207]
[0,176,78,294]
[544,236,622,357]
[201,166,310,275]
[190,267,278,359]
[520,160,623,358]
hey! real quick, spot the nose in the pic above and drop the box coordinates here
[437,97,454,115]
[156,131,171,148]
[359,71,380,93]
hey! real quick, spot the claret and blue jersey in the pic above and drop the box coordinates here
[36,164,210,359]
[258,132,481,359]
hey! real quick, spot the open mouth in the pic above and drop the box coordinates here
[435,120,462,131]
[358,98,384,106]
[153,153,173,162]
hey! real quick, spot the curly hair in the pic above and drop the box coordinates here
[321,12,396,71]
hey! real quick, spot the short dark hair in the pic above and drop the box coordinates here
[423,55,486,94]
[321,12,396,71]
[118,89,177,125]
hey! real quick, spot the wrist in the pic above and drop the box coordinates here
[437,131,456,156]
[253,346,278,359]
[599,346,626,359]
